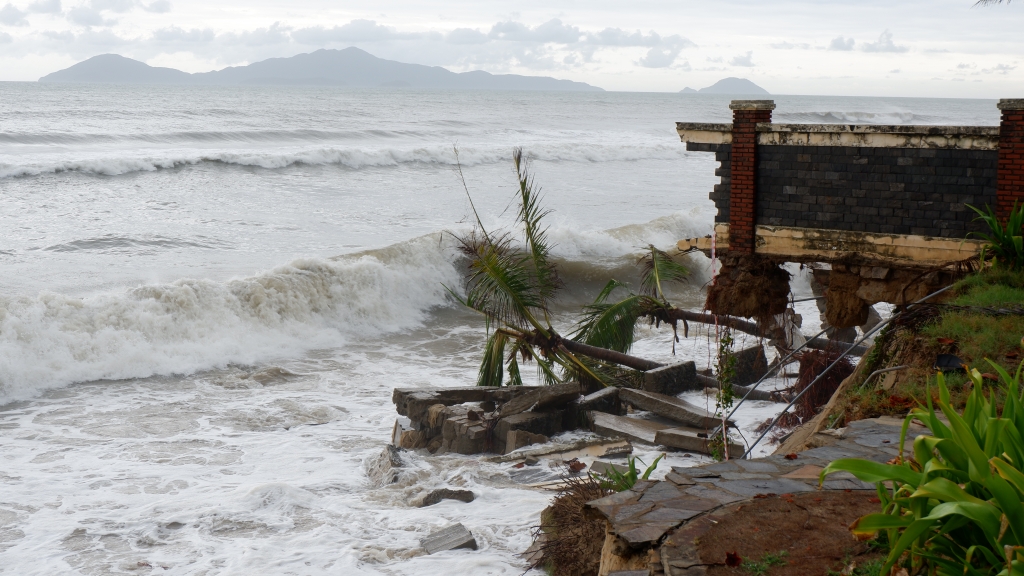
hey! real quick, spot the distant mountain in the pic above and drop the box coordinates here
[39,48,603,91]
[679,77,769,95]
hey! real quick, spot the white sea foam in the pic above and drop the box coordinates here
[0,141,687,179]
[0,234,461,404]
[774,110,931,125]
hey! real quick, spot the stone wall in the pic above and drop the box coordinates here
[688,142,999,239]
[757,145,997,238]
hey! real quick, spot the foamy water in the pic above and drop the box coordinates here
[0,85,998,574]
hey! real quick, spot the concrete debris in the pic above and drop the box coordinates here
[419,523,478,554]
[589,412,672,445]
[619,388,721,429]
[655,428,743,456]
[731,345,768,386]
[366,445,403,487]
[392,379,730,458]
[414,488,475,507]
[642,361,699,395]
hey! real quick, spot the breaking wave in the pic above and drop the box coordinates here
[774,110,936,125]
[0,141,687,179]
[0,211,712,404]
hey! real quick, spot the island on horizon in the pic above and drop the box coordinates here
[37,48,604,91]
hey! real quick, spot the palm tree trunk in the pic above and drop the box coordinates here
[559,339,662,371]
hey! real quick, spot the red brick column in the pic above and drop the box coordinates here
[998,99,1024,219]
[727,100,775,254]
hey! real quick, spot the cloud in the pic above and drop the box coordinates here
[445,27,487,44]
[67,5,116,26]
[638,45,681,67]
[0,3,27,26]
[828,36,854,51]
[27,0,61,14]
[956,62,975,69]
[889,68,900,73]
[982,63,1016,74]
[862,30,908,53]
[730,51,754,67]
[772,41,809,50]
[140,0,170,13]
[91,0,134,13]
[291,19,417,44]
[0,29,10,41]
[489,19,581,44]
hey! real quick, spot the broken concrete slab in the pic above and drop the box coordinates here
[564,386,623,428]
[489,437,633,463]
[654,428,743,456]
[589,459,628,476]
[732,344,768,386]
[505,430,549,454]
[590,412,672,445]
[419,523,478,554]
[619,388,721,429]
[366,445,403,487]
[642,361,699,395]
[495,382,580,419]
[414,488,475,507]
[393,386,537,423]
[494,410,563,448]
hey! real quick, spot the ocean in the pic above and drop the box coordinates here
[0,84,1000,574]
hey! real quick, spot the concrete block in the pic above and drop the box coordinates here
[504,429,549,454]
[494,410,562,446]
[642,361,698,395]
[366,445,403,487]
[419,523,478,554]
[589,412,672,445]
[564,386,623,429]
[619,388,719,429]
[731,345,768,387]
[654,428,743,456]
[495,382,579,419]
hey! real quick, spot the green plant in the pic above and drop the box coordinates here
[741,550,788,576]
[593,454,664,492]
[821,360,1024,576]
[708,329,737,461]
[968,202,1023,271]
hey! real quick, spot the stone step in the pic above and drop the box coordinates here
[619,388,722,429]
[589,412,673,445]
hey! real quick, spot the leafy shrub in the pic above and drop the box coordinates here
[821,361,1024,576]
[968,202,1023,271]
[593,454,663,492]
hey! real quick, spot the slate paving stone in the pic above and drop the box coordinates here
[585,416,917,564]
[719,472,773,480]
[665,472,696,486]
[613,502,656,523]
[683,484,746,504]
[734,459,779,473]
[715,477,816,497]
[639,506,702,524]
[639,481,684,503]
[619,522,679,545]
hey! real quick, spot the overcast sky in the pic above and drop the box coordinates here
[0,0,1021,96]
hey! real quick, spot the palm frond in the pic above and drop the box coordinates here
[459,235,548,331]
[478,330,510,387]
[573,281,650,353]
[638,245,688,301]
[512,147,562,308]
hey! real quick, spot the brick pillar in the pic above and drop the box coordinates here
[728,100,774,254]
[997,99,1024,219]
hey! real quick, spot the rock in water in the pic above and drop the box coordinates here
[419,523,478,554]
[414,488,476,507]
[366,445,403,487]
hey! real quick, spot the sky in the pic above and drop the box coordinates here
[0,0,1021,97]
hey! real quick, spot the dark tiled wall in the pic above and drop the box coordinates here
[687,143,998,238]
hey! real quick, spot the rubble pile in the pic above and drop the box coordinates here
[389,356,762,458]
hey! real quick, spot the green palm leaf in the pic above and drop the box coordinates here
[638,244,688,301]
